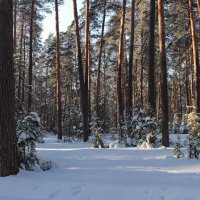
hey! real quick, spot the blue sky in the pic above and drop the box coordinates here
[42,0,84,41]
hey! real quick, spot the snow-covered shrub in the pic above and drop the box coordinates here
[40,160,54,171]
[185,104,200,159]
[92,131,104,148]
[188,135,200,159]
[173,135,184,158]
[90,113,104,137]
[126,108,158,147]
[62,104,82,141]
[17,112,44,170]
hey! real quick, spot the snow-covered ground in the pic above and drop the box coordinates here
[1,135,200,200]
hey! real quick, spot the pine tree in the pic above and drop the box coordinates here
[158,0,169,147]
[0,0,19,176]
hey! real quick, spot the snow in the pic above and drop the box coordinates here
[1,135,200,200]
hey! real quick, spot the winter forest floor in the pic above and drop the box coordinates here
[1,135,200,200]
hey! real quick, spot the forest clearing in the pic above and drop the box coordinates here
[1,135,200,200]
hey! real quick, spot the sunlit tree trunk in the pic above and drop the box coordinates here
[55,0,62,140]
[197,0,200,16]
[117,0,126,135]
[158,0,169,147]
[148,0,156,113]
[188,0,200,112]
[73,0,88,142]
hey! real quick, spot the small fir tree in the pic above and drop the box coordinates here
[17,112,44,170]
[185,101,200,159]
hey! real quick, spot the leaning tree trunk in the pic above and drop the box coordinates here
[96,0,107,118]
[73,0,88,142]
[158,0,169,147]
[188,0,200,113]
[55,0,62,140]
[0,0,19,176]
[148,0,156,113]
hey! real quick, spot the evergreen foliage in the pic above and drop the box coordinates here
[17,112,45,170]
[62,104,82,142]
[185,104,200,159]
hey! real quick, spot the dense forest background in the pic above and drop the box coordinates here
[13,0,200,144]
[2,0,200,177]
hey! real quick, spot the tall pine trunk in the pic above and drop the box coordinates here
[28,0,35,112]
[96,0,107,117]
[55,0,62,140]
[188,0,200,112]
[73,0,88,142]
[0,0,19,176]
[84,0,89,122]
[127,0,135,118]
[148,0,156,113]
[117,0,126,134]
[158,0,169,147]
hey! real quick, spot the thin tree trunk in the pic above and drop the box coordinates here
[133,59,138,108]
[117,0,126,132]
[197,0,200,16]
[185,59,190,106]
[96,0,107,117]
[88,37,91,126]
[127,0,135,118]
[0,0,19,176]
[157,71,161,119]
[178,66,182,119]
[28,0,35,112]
[188,0,200,112]
[55,0,62,140]
[73,0,88,142]
[84,0,89,120]
[140,29,144,108]
[22,23,26,103]
[148,0,156,113]
[18,21,24,101]
[13,0,18,55]
[158,0,169,147]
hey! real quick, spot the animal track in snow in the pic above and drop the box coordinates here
[71,185,83,196]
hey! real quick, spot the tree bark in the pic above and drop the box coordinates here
[117,0,126,132]
[96,0,107,117]
[197,0,200,16]
[28,0,35,112]
[127,0,135,118]
[73,0,88,142]
[18,21,24,101]
[13,0,18,55]
[188,0,200,112]
[158,0,169,147]
[55,0,62,140]
[148,0,156,113]
[140,29,144,108]
[84,0,89,121]
[0,0,19,176]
